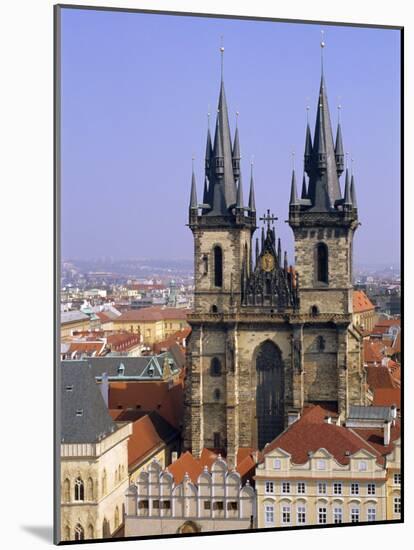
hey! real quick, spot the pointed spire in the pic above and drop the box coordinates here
[255,238,259,267]
[232,114,241,179]
[306,63,342,210]
[343,168,352,206]
[236,171,244,209]
[304,121,313,174]
[248,161,256,212]
[350,173,358,208]
[189,162,198,210]
[202,176,209,207]
[205,119,213,175]
[284,251,288,271]
[301,174,308,199]
[335,114,345,176]
[289,169,299,206]
[261,226,265,251]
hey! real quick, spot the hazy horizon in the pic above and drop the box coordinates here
[61,9,401,265]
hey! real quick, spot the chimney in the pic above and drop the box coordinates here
[324,416,332,424]
[383,420,391,446]
[390,404,397,426]
[171,451,178,463]
[100,372,109,407]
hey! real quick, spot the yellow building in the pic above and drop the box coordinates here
[61,310,91,339]
[60,362,132,542]
[255,406,395,528]
[385,438,401,520]
[113,307,190,345]
[353,290,377,332]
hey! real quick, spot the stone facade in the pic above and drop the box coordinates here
[60,423,132,541]
[124,457,256,536]
[184,64,368,467]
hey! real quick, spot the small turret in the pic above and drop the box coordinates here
[189,167,198,211]
[343,168,352,207]
[335,121,345,176]
[236,171,244,210]
[350,173,358,209]
[301,174,308,199]
[289,169,299,207]
[248,163,256,212]
[304,122,313,175]
[232,122,241,179]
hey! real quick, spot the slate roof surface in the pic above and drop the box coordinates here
[61,310,89,324]
[61,361,116,444]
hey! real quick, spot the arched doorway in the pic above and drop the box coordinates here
[255,340,284,449]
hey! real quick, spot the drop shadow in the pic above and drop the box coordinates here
[21,525,54,543]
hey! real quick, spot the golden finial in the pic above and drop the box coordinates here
[220,36,224,80]
[320,30,325,76]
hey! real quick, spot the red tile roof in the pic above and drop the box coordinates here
[96,311,113,324]
[108,379,184,429]
[115,307,191,323]
[353,290,375,313]
[353,420,401,455]
[106,332,141,351]
[153,327,192,354]
[67,341,106,356]
[373,388,401,409]
[363,340,386,364]
[167,447,259,485]
[263,405,384,465]
[366,366,397,390]
[110,410,178,469]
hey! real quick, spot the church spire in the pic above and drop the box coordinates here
[189,162,198,210]
[350,172,358,208]
[232,113,241,179]
[207,45,237,216]
[304,121,313,175]
[248,161,256,212]
[305,40,342,211]
[289,169,299,207]
[335,106,344,176]
[343,168,352,207]
[205,114,213,178]
[301,173,308,199]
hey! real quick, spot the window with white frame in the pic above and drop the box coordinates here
[273,459,281,470]
[367,483,376,495]
[333,507,343,524]
[318,482,327,495]
[394,473,401,485]
[297,505,306,524]
[297,482,306,494]
[265,481,274,494]
[394,497,401,515]
[358,460,367,471]
[282,481,290,494]
[333,482,342,495]
[317,459,326,470]
[367,507,376,522]
[74,477,84,502]
[318,507,327,524]
[265,504,274,526]
[351,507,360,523]
[351,483,359,495]
[281,505,291,524]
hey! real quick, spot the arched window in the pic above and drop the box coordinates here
[202,255,208,275]
[210,357,222,377]
[213,389,221,401]
[316,336,325,351]
[87,477,94,501]
[74,524,84,541]
[102,470,107,496]
[74,477,84,501]
[316,243,328,283]
[102,517,110,538]
[63,478,70,503]
[87,524,94,540]
[114,506,120,529]
[211,304,218,313]
[214,246,223,287]
[311,305,319,317]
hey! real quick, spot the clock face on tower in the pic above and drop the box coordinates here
[261,252,275,272]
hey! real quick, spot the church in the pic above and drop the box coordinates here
[183,46,368,467]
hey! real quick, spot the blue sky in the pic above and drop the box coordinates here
[60,8,401,266]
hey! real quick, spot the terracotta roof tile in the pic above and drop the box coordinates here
[264,405,383,465]
[366,366,397,390]
[115,307,192,323]
[353,290,375,313]
[373,388,401,408]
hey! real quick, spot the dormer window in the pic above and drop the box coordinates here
[117,363,125,376]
